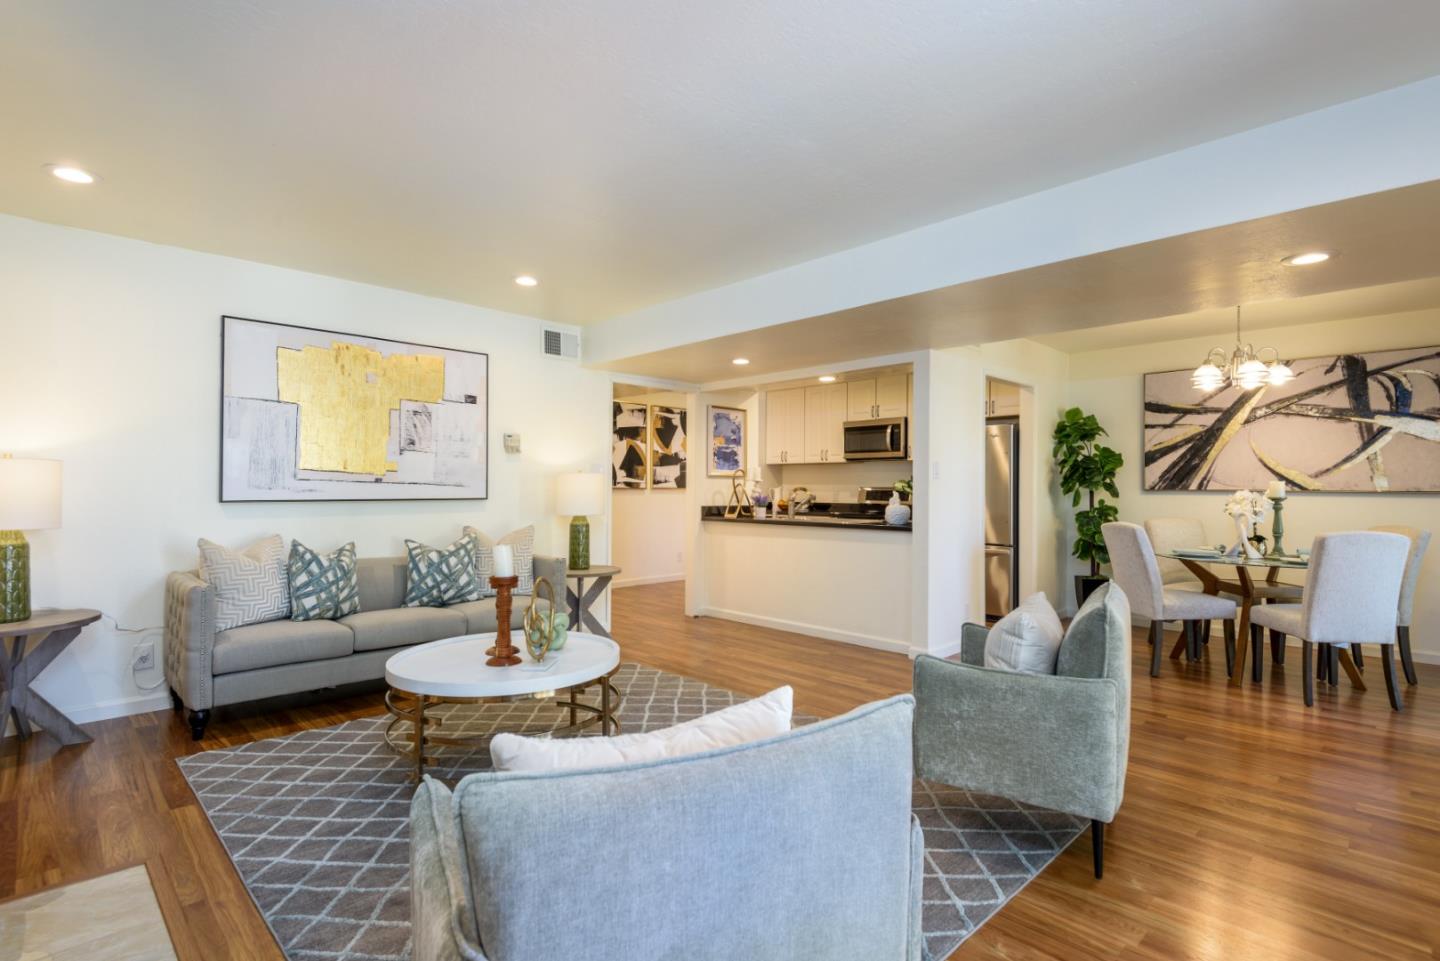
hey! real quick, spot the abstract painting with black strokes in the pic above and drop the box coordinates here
[1144,345,1440,493]
[649,405,688,489]
[612,401,648,489]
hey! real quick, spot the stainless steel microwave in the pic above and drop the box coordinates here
[843,417,907,460]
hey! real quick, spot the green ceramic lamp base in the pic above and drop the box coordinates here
[568,515,591,570]
[0,530,31,624]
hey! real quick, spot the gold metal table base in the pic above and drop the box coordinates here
[383,667,623,782]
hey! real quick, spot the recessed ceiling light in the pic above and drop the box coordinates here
[1281,251,1333,267]
[514,275,539,287]
[818,375,837,383]
[731,357,750,366]
[47,164,97,184]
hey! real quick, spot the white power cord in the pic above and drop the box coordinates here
[100,612,168,693]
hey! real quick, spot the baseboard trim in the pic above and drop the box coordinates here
[613,574,685,589]
[696,607,910,655]
[918,638,965,661]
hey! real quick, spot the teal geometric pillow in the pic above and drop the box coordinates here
[404,532,483,607]
[288,541,361,621]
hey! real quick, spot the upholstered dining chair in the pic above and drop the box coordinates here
[1368,525,1430,686]
[1103,522,1238,677]
[1247,531,1410,711]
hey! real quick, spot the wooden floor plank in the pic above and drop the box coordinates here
[0,579,1434,960]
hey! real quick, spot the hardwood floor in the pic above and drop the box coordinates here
[1,580,1437,960]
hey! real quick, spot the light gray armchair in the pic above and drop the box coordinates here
[913,583,1132,878]
[411,694,924,961]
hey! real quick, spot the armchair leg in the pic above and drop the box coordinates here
[1380,644,1403,712]
[1149,621,1164,677]
[1222,619,1236,677]
[1091,820,1105,880]
[188,709,210,741]
[1270,630,1286,665]
[1398,626,1417,686]
[1302,642,1315,707]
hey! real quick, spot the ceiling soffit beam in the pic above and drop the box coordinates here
[583,75,1440,367]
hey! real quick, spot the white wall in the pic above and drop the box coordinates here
[611,390,690,587]
[0,214,611,724]
[1065,307,1440,657]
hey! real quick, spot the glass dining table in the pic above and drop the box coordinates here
[1157,550,1309,688]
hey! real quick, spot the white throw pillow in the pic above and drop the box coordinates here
[984,592,1064,674]
[197,534,291,632]
[466,525,536,595]
[490,686,793,773]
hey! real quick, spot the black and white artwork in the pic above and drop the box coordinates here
[221,316,488,501]
[1144,345,1440,492]
[650,405,688,489]
[612,402,648,489]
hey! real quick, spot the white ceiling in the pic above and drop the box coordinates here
[3,0,1439,325]
[598,180,1440,383]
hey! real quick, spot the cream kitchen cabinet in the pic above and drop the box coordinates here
[848,375,908,420]
[764,388,806,465]
[803,382,848,463]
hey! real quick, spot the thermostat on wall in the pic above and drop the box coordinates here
[503,433,522,454]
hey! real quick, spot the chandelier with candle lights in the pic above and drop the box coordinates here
[1191,306,1294,391]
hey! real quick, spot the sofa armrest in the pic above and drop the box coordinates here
[960,622,988,666]
[532,555,566,611]
[411,777,489,961]
[907,814,924,961]
[913,655,1124,823]
[164,571,216,711]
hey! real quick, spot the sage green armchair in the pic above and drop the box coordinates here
[912,583,1132,878]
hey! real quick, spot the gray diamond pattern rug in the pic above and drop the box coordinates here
[177,664,1083,961]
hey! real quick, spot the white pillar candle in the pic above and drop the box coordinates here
[493,544,515,577]
[1265,480,1287,500]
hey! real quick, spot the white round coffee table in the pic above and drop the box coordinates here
[383,631,622,780]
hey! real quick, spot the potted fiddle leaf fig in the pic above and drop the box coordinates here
[1052,407,1123,606]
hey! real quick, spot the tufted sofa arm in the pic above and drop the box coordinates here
[165,570,217,711]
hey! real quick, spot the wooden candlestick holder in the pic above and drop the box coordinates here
[486,575,522,667]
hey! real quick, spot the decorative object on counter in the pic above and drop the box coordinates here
[0,455,62,624]
[612,401,648,489]
[220,316,489,502]
[788,486,816,515]
[649,405,688,489]
[1145,341,1440,493]
[1266,480,1289,556]
[723,468,753,519]
[566,564,621,638]
[1053,408,1123,605]
[884,491,912,527]
[0,609,101,745]
[556,472,605,570]
[1222,489,1269,559]
[893,477,913,502]
[486,574,522,666]
[706,405,746,476]
[751,490,770,520]
[522,577,568,660]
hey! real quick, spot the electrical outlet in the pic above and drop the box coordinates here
[133,642,155,671]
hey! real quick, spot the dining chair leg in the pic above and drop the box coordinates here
[1327,645,1339,687]
[1201,620,1211,651]
[1351,643,1364,673]
[1380,643,1403,712]
[1269,630,1286,665]
[1149,620,1164,677]
[1222,619,1236,677]
[1302,641,1315,707]
[1249,623,1263,683]
[1316,643,1330,684]
[1398,626,1417,686]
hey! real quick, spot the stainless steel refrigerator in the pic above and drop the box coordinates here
[984,420,1019,621]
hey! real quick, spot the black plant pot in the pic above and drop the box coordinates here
[1074,574,1109,608]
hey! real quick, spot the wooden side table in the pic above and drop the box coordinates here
[565,565,621,638]
[0,608,101,746]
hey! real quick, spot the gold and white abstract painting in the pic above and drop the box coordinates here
[221,316,488,501]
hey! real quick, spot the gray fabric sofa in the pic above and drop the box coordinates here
[164,554,566,739]
[912,582,1132,878]
[410,694,924,961]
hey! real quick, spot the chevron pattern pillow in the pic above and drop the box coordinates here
[288,541,361,621]
[197,535,291,632]
[404,532,483,607]
[466,525,536,596]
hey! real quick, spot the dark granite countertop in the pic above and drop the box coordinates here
[701,506,911,532]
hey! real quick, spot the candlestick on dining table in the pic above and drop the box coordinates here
[1265,480,1287,500]
[1268,495,1287,557]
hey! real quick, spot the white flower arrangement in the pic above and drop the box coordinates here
[1223,489,1268,524]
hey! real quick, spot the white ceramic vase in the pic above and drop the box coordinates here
[884,493,912,527]
[1231,514,1261,558]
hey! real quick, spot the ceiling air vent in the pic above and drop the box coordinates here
[542,328,580,360]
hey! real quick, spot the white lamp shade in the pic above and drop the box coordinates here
[556,472,605,517]
[0,457,62,530]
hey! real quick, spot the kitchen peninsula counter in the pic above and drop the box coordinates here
[700,506,911,532]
